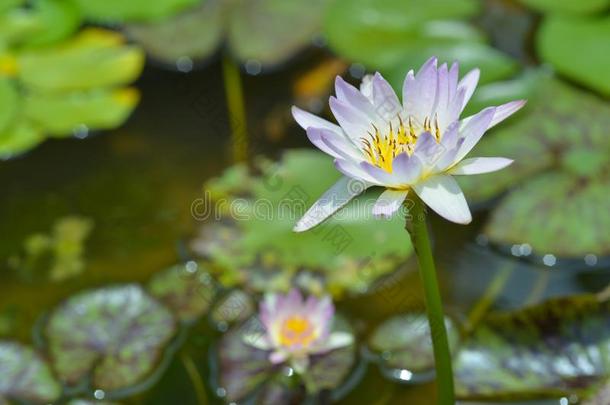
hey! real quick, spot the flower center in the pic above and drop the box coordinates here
[361,115,440,172]
[278,315,316,348]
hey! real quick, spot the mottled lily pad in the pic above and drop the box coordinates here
[45,285,177,391]
[454,293,610,401]
[147,262,217,323]
[214,316,356,402]
[125,0,329,68]
[323,0,517,87]
[367,314,459,381]
[210,289,255,330]
[73,0,199,22]
[458,77,610,258]
[538,15,610,96]
[0,341,61,404]
[518,0,610,15]
[191,149,414,298]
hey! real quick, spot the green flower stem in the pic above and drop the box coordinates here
[405,196,455,405]
[221,53,248,163]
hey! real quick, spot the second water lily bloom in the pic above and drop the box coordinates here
[292,57,526,230]
[243,289,353,373]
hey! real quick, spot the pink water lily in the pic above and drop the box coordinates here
[242,289,353,373]
[292,57,526,231]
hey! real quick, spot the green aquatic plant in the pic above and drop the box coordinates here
[458,77,610,259]
[124,0,330,68]
[323,0,518,90]
[72,0,198,22]
[190,149,414,298]
[0,0,144,159]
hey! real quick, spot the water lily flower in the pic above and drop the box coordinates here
[243,289,353,373]
[292,57,526,230]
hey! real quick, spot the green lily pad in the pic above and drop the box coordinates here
[73,0,199,22]
[323,0,517,86]
[124,1,224,65]
[125,0,330,68]
[0,341,61,404]
[215,315,356,402]
[17,28,145,92]
[0,78,18,133]
[24,88,140,136]
[518,0,610,15]
[485,172,610,258]
[147,262,217,323]
[538,15,610,96]
[0,118,43,160]
[454,293,610,401]
[367,314,459,379]
[45,285,177,391]
[458,78,610,257]
[192,149,414,298]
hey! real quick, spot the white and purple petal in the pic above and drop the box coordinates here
[413,175,472,224]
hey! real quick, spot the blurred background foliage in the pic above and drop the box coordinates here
[1,0,610,404]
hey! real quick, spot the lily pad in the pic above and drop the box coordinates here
[17,28,145,92]
[45,285,177,391]
[73,0,199,22]
[0,341,61,404]
[458,77,610,258]
[0,118,43,160]
[125,0,330,68]
[210,289,255,330]
[518,0,610,15]
[538,15,610,96]
[214,316,356,402]
[192,149,414,298]
[24,88,140,135]
[323,0,517,86]
[367,314,459,380]
[454,293,610,401]
[0,78,18,133]
[147,262,217,323]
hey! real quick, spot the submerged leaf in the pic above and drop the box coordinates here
[538,15,610,96]
[45,285,177,391]
[147,262,217,323]
[0,341,61,404]
[455,294,610,401]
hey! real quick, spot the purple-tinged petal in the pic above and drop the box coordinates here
[360,74,374,101]
[293,176,370,232]
[414,132,447,169]
[335,76,379,123]
[402,69,416,111]
[392,152,423,184]
[292,106,341,133]
[334,159,379,184]
[269,351,288,364]
[450,157,513,175]
[329,96,371,141]
[311,331,354,354]
[306,127,346,159]
[372,189,409,217]
[434,63,449,116]
[489,100,527,128]
[319,131,363,161]
[360,161,399,185]
[447,62,459,102]
[410,57,439,118]
[413,175,472,224]
[454,106,496,163]
[457,68,480,111]
[371,72,401,119]
[442,86,466,130]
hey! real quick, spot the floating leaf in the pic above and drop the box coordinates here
[485,172,610,258]
[0,78,18,133]
[126,0,329,68]
[73,0,199,22]
[367,314,459,380]
[0,341,61,404]
[147,262,217,323]
[124,1,224,64]
[45,285,177,391]
[324,0,516,86]
[17,28,145,92]
[518,0,610,15]
[193,150,413,298]
[454,294,610,401]
[21,0,82,47]
[538,15,610,96]
[215,315,356,402]
[24,88,140,135]
[210,289,255,330]
[0,118,43,160]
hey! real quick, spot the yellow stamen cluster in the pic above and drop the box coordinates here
[361,114,441,172]
[278,316,316,347]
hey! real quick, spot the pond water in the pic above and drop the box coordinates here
[2,48,607,404]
